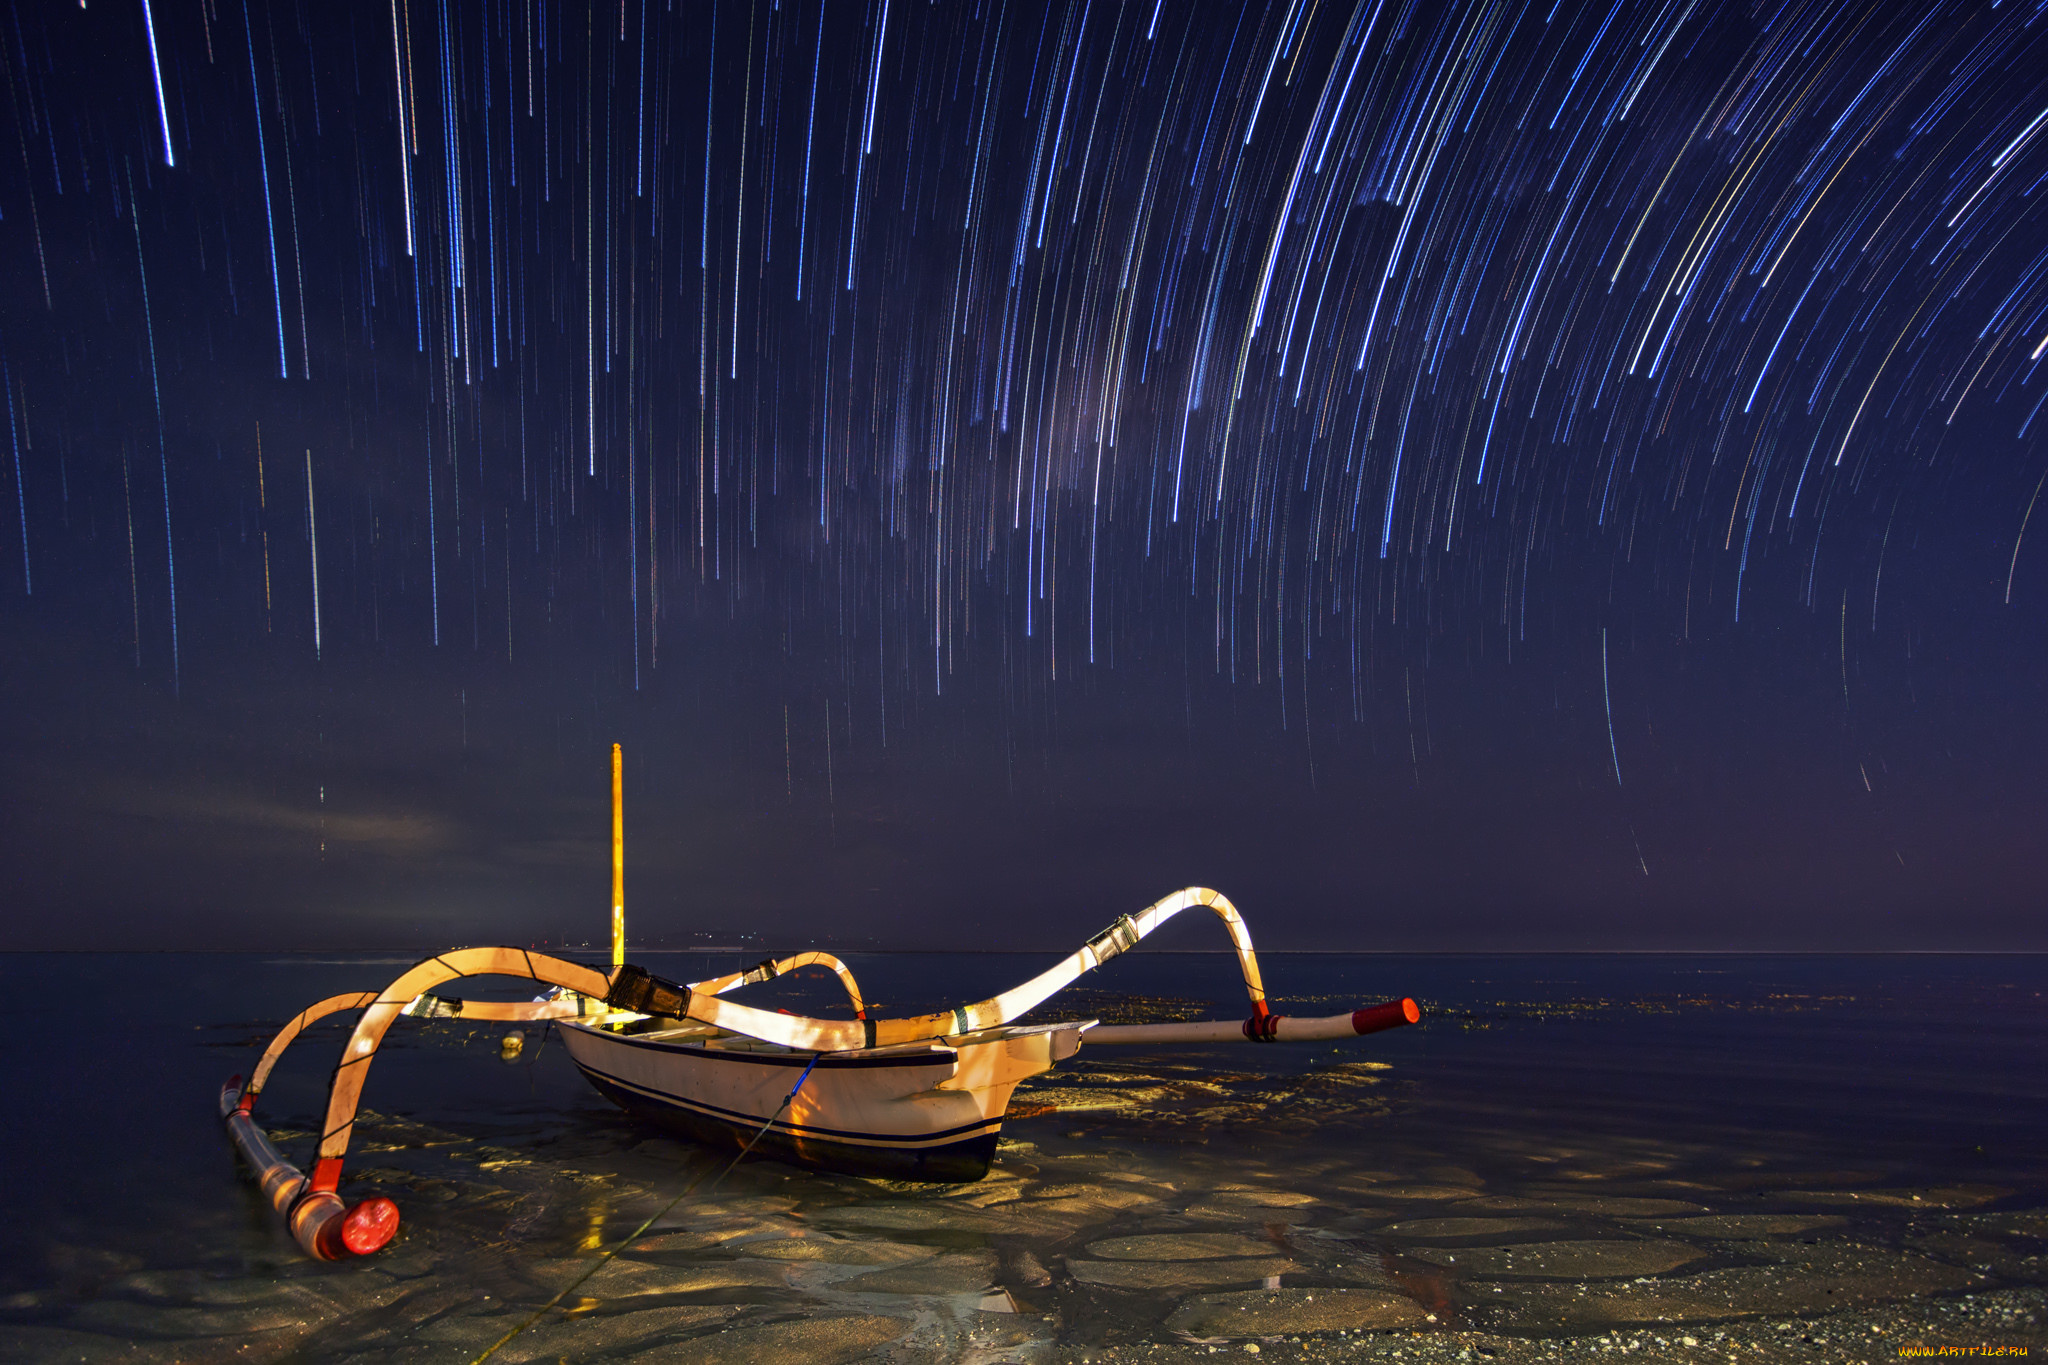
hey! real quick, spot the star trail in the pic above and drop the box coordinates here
[1,0,2044,951]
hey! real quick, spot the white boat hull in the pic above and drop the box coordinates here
[558,1019,1084,1181]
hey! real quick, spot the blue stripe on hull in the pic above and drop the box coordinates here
[575,1065,1000,1182]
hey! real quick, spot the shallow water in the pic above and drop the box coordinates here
[1,951,2045,1362]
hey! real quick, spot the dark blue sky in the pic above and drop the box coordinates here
[2,0,2045,951]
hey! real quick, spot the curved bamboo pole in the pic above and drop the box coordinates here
[306,948,613,1195]
[689,951,868,1019]
[228,958,607,1259]
[239,992,377,1109]
[610,886,1267,1053]
[239,992,580,1112]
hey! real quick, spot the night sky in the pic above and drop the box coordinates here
[2,0,2045,953]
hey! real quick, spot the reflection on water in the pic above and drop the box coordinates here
[1,952,2045,1361]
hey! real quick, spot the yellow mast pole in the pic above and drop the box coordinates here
[611,743,624,969]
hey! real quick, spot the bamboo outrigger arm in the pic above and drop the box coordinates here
[235,989,585,1113]
[221,949,616,1260]
[235,993,378,1112]
[608,886,1271,1052]
[311,948,614,1175]
[223,961,610,1261]
[689,951,868,1019]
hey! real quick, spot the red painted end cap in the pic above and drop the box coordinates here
[1350,997,1422,1036]
[340,1198,400,1256]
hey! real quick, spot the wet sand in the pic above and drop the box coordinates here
[4,953,2044,1362]
[4,1061,2045,1362]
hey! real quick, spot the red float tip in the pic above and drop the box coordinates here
[1349,997,1423,1036]
[340,1198,400,1256]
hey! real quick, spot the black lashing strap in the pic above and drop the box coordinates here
[1241,1008,1281,1043]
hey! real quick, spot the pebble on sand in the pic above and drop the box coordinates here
[1774,1185,2007,1209]
[483,1304,737,1363]
[1066,1257,1301,1290]
[1481,1249,1980,1327]
[1376,1217,1570,1240]
[1620,1213,1845,1238]
[738,1237,936,1265]
[1085,1233,1281,1261]
[1164,1287,1425,1336]
[829,1251,1003,1295]
[529,1256,793,1296]
[1405,1238,1702,1278]
[640,1313,909,1364]
[1452,1195,1704,1216]
[814,1202,1063,1234]
[1342,1184,1488,1202]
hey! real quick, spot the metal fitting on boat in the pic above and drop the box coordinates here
[1084,914,1142,965]
[605,962,691,1016]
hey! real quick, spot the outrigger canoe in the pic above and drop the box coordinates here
[220,750,1420,1260]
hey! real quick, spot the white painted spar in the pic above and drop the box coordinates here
[1083,999,1419,1045]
